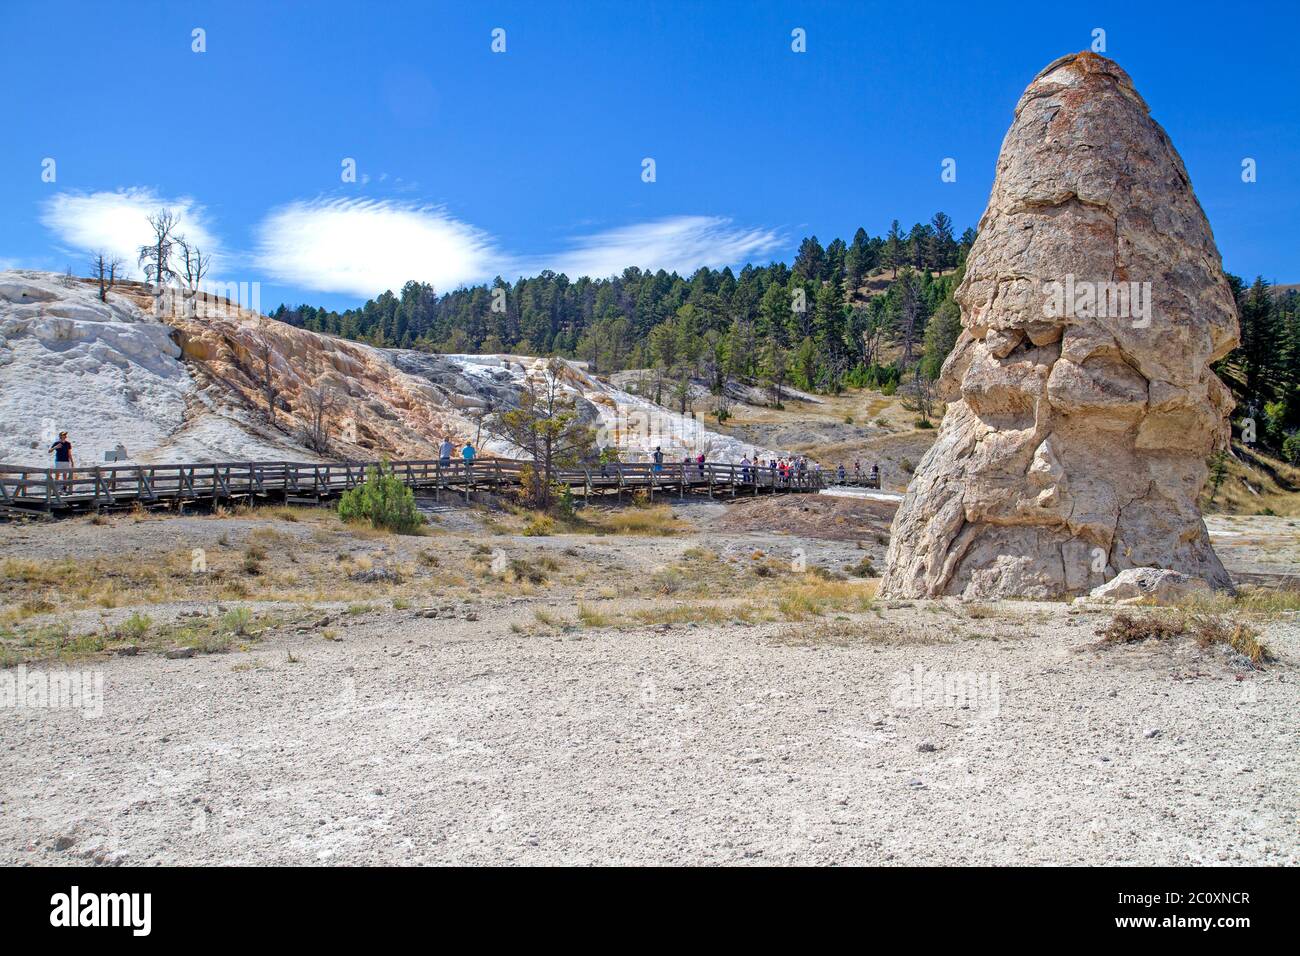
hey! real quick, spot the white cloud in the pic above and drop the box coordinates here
[512,216,784,280]
[253,202,783,297]
[254,197,498,297]
[40,188,222,278]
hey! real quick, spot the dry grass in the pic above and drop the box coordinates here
[770,618,952,647]
[1098,610,1273,665]
[0,604,286,665]
[577,602,611,627]
[580,505,690,537]
[628,604,735,626]
[774,576,876,621]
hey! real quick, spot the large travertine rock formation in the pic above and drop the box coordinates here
[879,52,1239,599]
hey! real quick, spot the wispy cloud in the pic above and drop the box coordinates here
[254,203,783,297]
[41,188,784,299]
[511,216,784,280]
[254,197,499,297]
[40,188,222,278]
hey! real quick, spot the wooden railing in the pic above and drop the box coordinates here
[0,457,828,513]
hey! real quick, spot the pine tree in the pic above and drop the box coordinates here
[883,220,904,278]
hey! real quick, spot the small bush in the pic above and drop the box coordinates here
[221,606,253,636]
[577,603,610,627]
[651,568,685,594]
[523,515,556,537]
[338,461,423,534]
[119,611,152,642]
[845,557,877,578]
[509,558,549,584]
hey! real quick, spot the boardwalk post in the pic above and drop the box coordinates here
[616,463,623,504]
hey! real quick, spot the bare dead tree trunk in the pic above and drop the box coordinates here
[89,252,122,302]
[137,209,179,295]
[304,386,334,453]
[174,237,210,317]
[251,335,279,427]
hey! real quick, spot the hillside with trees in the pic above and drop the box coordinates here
[272,215,974,398]
[271,214,1300,465]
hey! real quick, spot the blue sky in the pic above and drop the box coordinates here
[1,0,1296,311]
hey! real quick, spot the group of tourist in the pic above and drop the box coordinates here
[834,461,881,486]
[738,455,819,485]
[439,437,476,467]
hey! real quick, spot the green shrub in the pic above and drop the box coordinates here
[119,611,152,642]
[221,606,253,635]
[1283,432,1300,466]
[338,461,423,533]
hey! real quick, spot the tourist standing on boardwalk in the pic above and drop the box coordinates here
[49,431,74,491]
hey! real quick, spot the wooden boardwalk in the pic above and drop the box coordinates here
[0,457,835,516]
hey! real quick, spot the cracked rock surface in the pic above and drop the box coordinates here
[881,52,1239,599]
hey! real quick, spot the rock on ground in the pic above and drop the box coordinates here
[1083,567,1214,605]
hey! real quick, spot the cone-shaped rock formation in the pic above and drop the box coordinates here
[879,52,1239,599]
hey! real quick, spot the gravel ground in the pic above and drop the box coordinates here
[0,504,1296,866]
[2,597,1296,866]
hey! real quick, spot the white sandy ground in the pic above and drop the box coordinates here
[0,507,1295,866]
[1,604,1294,866]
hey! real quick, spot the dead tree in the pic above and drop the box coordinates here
[137,209,179,293]
[174,236,210,314]
[899,365,937,424]
[89,251,124,302]
[303,386,334,453]
[250,335,279,427]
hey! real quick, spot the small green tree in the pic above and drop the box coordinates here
[338,461,422,533]
[1206,450,1229,505]
[1282,432,1300,466]
[487,358,596,510]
